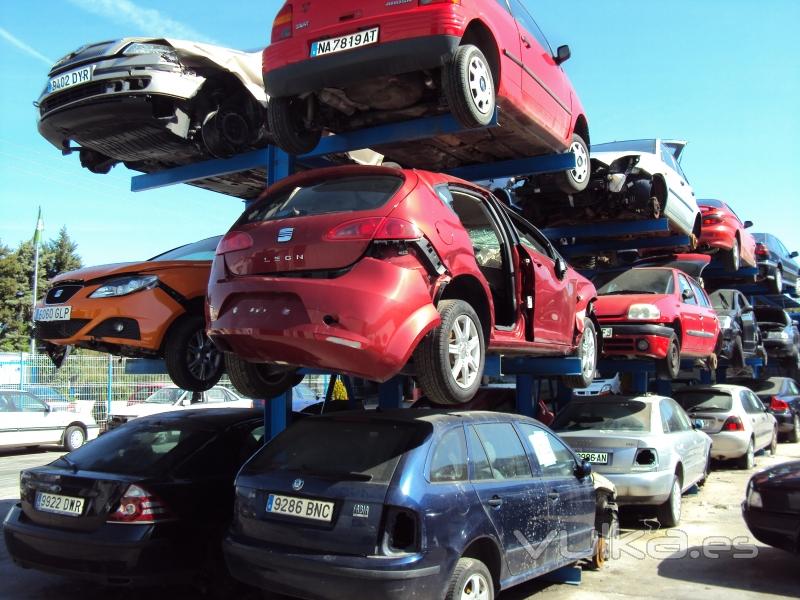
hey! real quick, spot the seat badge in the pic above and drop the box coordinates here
[278,227,294,243]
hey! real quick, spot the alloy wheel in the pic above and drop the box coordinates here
[460,573,490,600]
[187,331,222,381]
[467,55,493,115]
[68,428,85,450]
[569,139,590,185]
[448,314,482,389]
[670,479,681,524]
[580,327,597,381]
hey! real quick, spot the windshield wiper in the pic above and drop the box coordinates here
[58,456,79,473]
[298,464,373,481]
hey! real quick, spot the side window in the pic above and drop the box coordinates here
[206,388,226,403]
[519,424,576,478]
[660,145,679,173]
[788,381,800,395]
[430,428,468,483]
[14,394,47,412]
[474,423,532,480]
[509,0,552,53]
[508,211,549,256]
[690,281,710,308]
[434,184,456,215]
[466,426,494,481]
[0,394,11,412]
[661,400,675,433]
[740,392,758,414]
[678,275,697,305]
[670,400,692,431]
[748,392,765,413]
[449,188,504,269]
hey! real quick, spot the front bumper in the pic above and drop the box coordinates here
[207,258,440,382]
[708,431,751,460]
[2,504,194,585]
[742,504,799,553]
[264,34,459,97]
[597,323,673,359]
[224,536,444,600]
[600,469,675,505]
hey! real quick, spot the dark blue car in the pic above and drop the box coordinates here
[224,410,597,600]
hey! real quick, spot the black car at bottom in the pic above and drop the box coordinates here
[742,460,800,553]
[3,408,262,588]
[225,410,597,600]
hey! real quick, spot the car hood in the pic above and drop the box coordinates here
[50,260,210,285]
[752,460,800,491]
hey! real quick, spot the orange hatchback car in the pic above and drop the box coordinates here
[35,236,223,392]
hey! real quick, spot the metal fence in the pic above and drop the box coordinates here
[0,352,330,423]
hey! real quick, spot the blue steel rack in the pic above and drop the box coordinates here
[127,109,587,439]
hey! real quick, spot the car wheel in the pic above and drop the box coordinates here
[164,317,224,392]
[737,439,755,469]
[697,454,711,487]
[656,335,681,379]
[225,354,304,399]
[725,238,741,272]
[788,414,800,443]
[444,557,494,600]
[442,44,496,128]
[415,300,485,405]
[769,429,778,455]
[770,268,783,294]
[202,107,252,159]
[731,334,746,369]
[63,426,86,452]
[562,318,597,389]
[268,96,321,155]
[555,133,591,194]
[657,476,682,527]
[589,499,618,570]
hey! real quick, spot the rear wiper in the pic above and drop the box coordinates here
[299,465,372,481]
[58,456,79,473]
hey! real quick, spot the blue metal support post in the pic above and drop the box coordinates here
[264,392,289,442]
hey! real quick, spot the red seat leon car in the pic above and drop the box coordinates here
[698,199,756,272]
[207,166,598,405]
[262,0,590,192]
[592,259,720,379]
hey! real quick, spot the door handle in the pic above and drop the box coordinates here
[487,496,503,508]
[548,492,559,501]
[521,35,531,48]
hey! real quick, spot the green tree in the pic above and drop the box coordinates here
[44,226,82,279]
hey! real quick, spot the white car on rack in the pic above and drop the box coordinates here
[0,390,99,452]
[107,385,253,429]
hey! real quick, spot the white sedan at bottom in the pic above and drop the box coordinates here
[0,390,99,452]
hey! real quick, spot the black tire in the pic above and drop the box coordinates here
[657,476,682,528]
[788,414,800,443]
[164,316,224,392]
[737,439,755,469]
[562,318,597,389]
[225,354,303,399]
[555,133,591,194]
[444,557,494,600]
[656,335,681,379]
[770,268,783,294]
[268,96,321,155]
[415,300,485,405]
[769,429,778,456]
[442,44,496,128]
[63,425,86,452]
[725,238,741,272]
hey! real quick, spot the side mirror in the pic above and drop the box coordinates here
[741,305,754,314]
[554,44,571,65]
[555,256,568,280]
[575,459,592,478]
[180,398,190,407]
[681,288,694,301]
[790,251,799,259]
[692,419,704,430]
[743,220,753,229]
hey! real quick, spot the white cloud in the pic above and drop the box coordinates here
[0,27,53,65]
[67,0,218,44]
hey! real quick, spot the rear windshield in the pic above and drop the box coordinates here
[149,235,222,261]
[553,400,652,432]
[699,199,723,208]
[674,391,733,412]
[245,418,431,484]
[754,308,788,325]
[592,140,657,154]
[740,378,784,400]
[55,421,216,476]
[238,176,403,224]
[594,269,674,295]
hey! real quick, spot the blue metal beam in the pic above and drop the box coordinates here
[542,218,672,240]
[560,235,690,258]
[445,152,575,182]
[131,148,268,191]
[501,356,581,376]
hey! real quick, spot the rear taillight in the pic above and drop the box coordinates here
[325,217,421,241]
[107,484,174,523]
[702,213,723,226]
[271,3,293,42]
[381,507,419,555]
[755,243,769,257]
[216,231,253,255]
[770,396,789,411]
[722,415,745,431]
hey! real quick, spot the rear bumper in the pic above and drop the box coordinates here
[699,224,735,252]
[2,504,194,585]
[771,411,795,433]
[762,339,796,357]
[598,323,673,359]
[264,34,459,97]
[600,470,675,505]
[224,536,444,600]
[708,431,751,459]
[207,258,440,382]
[742,504,799,553]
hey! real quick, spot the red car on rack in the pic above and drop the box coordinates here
[207,165,599,405]
[262,0,590,192]
[592,256,720,379]
[697,199,757,272]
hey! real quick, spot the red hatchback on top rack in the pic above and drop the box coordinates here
[206,165,599,406]
[697,199,757,272]
[262,0,590,192]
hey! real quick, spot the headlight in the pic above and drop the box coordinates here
[600,384,612,394]
[89,275,158,298]
[777,331,789,340]
[746,486,763,508]
[717,316,733,329]
[627,304,661,320]
[122,43,179,63]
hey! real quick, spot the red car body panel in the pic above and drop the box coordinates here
[594,267,720,361]
[262,0,585,152]
[207,166,596,382]
[698,200,757,267]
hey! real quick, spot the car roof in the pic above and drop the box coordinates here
[568,394,668,405]
[134,407,261,426]
[308,408,544,427]
[673,384,747,395]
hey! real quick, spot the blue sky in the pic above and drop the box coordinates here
[1,0,798,266]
